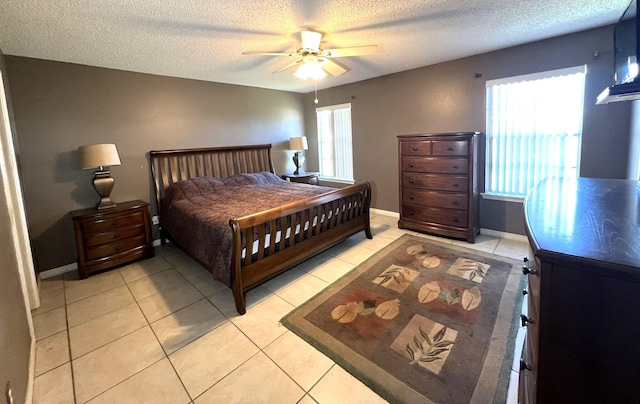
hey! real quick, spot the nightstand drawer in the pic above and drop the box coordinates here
[402,173,469,192]
[402,204,468,227]
[83,224,146,247]
[402,157,469,174]
[80,211,144,233]
[85,234,147,261]
[403,189,467,209]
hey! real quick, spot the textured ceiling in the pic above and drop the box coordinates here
[0,0,630,93]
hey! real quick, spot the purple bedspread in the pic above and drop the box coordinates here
[161,172,335,286]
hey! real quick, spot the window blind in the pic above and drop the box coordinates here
[316,103,353,182]
[485,66,586,198]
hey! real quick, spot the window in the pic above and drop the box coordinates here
[484,66,586,199]
[316,103,354,183]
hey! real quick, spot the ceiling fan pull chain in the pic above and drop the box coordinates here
[314,79,319,104]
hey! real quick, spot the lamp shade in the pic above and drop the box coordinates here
[289,136,308,151]
[79,144,121,169]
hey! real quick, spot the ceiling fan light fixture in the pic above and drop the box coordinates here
[294,62,327,81]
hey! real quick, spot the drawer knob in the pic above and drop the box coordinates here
[412,147,418,151]
[409,196,414,200]
[522,264,537,275]
[409,179,414,184]
[112,221,120,226]
[447,147,453,151]
[452,165,459,169]
[115,246,122,252]
[452,217,459,223]
[409,163,414,168]
[452,200,459,206]
[409,211,414,215]
[520,314,534,327]
[452,183,459,188]
[522,289,528,296]
[523,258,536,275]
[520,359,532,372]
[113,233,120,239]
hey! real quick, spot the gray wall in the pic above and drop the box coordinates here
[303,25,632,235]
[5,57,306,271]
[0,49,32,404]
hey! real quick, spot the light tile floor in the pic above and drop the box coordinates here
[32,212,529,403]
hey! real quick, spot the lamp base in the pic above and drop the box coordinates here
[293,152,305,175]
[93,170,117,210]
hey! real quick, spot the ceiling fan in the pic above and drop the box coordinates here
[242,30,377,81]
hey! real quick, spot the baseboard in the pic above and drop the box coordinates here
[480,228,528,242]
[370,208,399,218]
[25,336,35,404]
[39,262,77,279]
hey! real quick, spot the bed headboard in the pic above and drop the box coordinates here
[149,144,275,215]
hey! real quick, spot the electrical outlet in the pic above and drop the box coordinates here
[152,216,159,225]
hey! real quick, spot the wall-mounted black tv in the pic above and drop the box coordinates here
[597,0,640,104]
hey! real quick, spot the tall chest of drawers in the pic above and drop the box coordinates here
[397,132,479,242]
[71,200,154,279]
[521,177,640,403]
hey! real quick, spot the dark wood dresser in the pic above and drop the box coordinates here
[521,177,640,403]
[397,132,479,242]
[71,200,154,279]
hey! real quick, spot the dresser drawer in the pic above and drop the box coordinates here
[432,140,468,156]
[402,173,469,192]
[523,307,539,369]
[400,141,431,156]
[83,224,146,247]
[85,234,148,261]
[403,189,468,210]
[519,335,537,404]
[402,204,467,227]
[402,157,468,174]
[80,211,145,234]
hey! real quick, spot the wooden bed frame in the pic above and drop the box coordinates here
[149,144,372,314]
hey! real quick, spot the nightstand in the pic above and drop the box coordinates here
[71,200,154,279]
[281,172,320,185]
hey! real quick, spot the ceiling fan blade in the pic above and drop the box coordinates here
[323,45,378,58]
[301,31,322,51]
[320,58,349,77]
[272,59,303,74]
[242,51,297,57]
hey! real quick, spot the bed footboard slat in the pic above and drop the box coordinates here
[229,182,372,314]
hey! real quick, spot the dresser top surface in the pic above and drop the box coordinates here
[525,177,640,271]
[397,132,481,139]
[71,199,149,219]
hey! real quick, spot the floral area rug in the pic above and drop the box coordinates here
[281,234,524,403]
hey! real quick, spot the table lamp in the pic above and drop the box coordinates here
[289,136,308,175]
[79,143,121,210]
